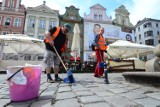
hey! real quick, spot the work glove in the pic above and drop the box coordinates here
[104,50,107,53]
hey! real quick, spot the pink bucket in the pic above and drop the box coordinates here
[7,66,42,102]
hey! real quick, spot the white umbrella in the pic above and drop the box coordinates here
[0,34,44,54]
[71,23,81,61]
[107,40,155,58]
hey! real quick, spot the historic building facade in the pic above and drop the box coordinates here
[0,0,26,35]
[134,18,160,46]
[59,5,84,61]
[24,1,59,39]
[83,3,113,61]
[113,5,134,42]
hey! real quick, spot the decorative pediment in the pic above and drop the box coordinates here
[115,5,129,14]
[90,3,106,10]
[27,4,58,15]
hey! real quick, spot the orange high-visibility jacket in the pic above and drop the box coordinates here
[44,27,66,52]
[95,35,107,51]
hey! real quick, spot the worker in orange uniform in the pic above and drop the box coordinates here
[94,27,108,77]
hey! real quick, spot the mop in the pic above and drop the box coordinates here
[53,46,75,83]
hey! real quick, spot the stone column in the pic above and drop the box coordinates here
[24,15,29,35]
[34,16,39,38]
[45,17,50,32]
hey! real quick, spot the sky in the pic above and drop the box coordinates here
[1,0,160,25]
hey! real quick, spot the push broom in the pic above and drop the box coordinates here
[53,46,75,83]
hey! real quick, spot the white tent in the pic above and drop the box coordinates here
[0,34,44,54]
[107,40,155,58]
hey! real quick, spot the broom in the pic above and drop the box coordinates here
[53,46,75,83]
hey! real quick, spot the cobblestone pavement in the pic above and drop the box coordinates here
[0,73,160,107]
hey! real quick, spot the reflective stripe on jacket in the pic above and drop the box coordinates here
[95,35,107,51]
[44,27,60,43]
[44,27,66,52]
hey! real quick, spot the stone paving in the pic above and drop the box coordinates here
[0,73,160,107]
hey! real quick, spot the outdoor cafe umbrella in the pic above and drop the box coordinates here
[107,40,155,59]
[71,23,81,61]
[0,34,44,54]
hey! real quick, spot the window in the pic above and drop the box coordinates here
[157,31,160,35]
[138,27,140,31]
[139,34,141,40]
[135,37,137,42]
[37,56,44,61]
[143,22,152,28]
[38,35,44,40]
[145,39,154,45]
[5,17,11,26]
[28,35,34,38]
[99,15,102,20]
[39,20,46,28]
[94,14,97,20]
[29,19,35,28]
[8,0,14,9]
[156,23,159,28]
[14,18,21,27]
[147,31,153,37]
[69,15,74,20]
[2,32,9,35]
[24,55,31,60]
[144,31,153,37]
[49,21,55,29]
[0,17,2,25]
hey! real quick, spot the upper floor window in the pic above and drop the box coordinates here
[157,31,160,35]
[39,20,46,28]
[69,15,75,20]
[14,18,21,27]
[139,34,141,40]
[94,14,98,20]
[0,17,2,25]
[138,27,140,31]
[156,23,159,28]
[8,0,14,8]
[49,21,55,29]
[29,19,35,28]
[5,17,11,26]
[99,15,102,20]
[143,22,152,28]
[144,31,153,37]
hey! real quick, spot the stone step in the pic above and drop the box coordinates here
[122,72,160,87]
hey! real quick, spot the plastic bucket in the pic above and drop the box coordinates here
[7,66,42,102]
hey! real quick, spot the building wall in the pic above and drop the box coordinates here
[135,18,160,46]
[59,5,84,61]
[24,1,59,39]
[0,0,25,35]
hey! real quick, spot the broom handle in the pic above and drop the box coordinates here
[53,46,67,71]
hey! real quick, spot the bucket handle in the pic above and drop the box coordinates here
[7,68,23,81]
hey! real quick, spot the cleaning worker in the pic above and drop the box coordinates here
[94,27,108,77]
[43,23,71,83]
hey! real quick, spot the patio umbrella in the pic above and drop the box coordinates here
[107,40,155,58]
[0,34,44,54]
[71,23,81,62]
